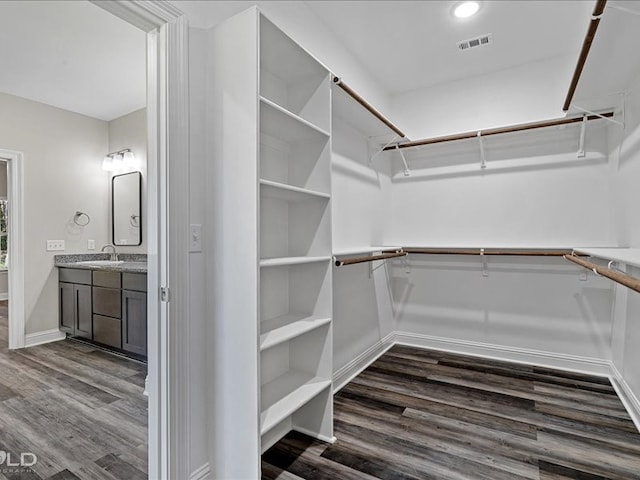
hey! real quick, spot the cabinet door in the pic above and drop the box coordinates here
[122,290,147,356]
[59,282,75,334]
[74,284,93,339]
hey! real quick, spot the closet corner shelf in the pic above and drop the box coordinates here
[260,314,331,351]
[573,248,640,269]
[260,179,330,201]
[333,246,401,256]
[260,256,331,267]
[260,96,330,141]
[260,371,332,434]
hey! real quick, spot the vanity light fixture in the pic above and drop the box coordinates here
[453,1,480,18]
[102,149,136,172]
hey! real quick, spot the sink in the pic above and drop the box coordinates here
[76,260,125,265]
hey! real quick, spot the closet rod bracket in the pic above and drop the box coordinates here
[480,248,489,277]
[577,115,587,158]
[395,145,411,176]
[478,131,486,169]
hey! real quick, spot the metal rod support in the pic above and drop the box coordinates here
[383,112,614,152]
[564,254,640,294]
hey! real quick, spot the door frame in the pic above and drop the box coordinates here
[91,1,190,478]
[0,149,25,350]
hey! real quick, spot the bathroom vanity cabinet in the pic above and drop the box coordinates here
[58,265,147,359]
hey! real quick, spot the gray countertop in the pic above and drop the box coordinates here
[54,254,148,273]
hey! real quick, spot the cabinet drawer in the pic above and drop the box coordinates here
[93,270,121,288]
[123,273,147,292]
[92,287,121,318]
[93,315,122,348]
[59,268,91,285]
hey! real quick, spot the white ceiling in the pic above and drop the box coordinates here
[0,1,145,122]
[1,1,635,122]
[305,1,595,95]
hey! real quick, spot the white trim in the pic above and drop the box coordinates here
[332,332,395,392]
[293,426,337,445]
[394,331,612,377]
[0,150,25,350]
[609,363,640,433]
[190,463,212,480]
[90,2,190,479]
[24,329,66,347]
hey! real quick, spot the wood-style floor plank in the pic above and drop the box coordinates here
[0,303,148,479]
[263,345,640,479]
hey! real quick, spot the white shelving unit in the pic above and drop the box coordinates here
[258,14,334,454]
[210,9,334,476]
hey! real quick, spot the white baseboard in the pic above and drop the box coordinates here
[24,328,66,347]
[0,293,7,301]
[293,426,336,445]
[609,363,640,433]
[333,332,395,392]
[190,463,211,480]
[394,331,612,377]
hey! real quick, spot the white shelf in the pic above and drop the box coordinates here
[573,248,640,269]
[333,246,402,256]
[260,256,331,267]
[260,179,330,202]
[260,371,331,434]
[260,314,331,351]
[261,96,330,143]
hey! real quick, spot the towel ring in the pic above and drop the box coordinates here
[73,211,91,226]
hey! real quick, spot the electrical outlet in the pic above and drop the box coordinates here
[87,239,95,250]
[46,240,65,251]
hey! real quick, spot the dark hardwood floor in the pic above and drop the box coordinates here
[0,301,148,480]
[263,345,640,480]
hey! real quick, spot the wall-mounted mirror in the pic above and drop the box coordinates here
[112,171,142,246]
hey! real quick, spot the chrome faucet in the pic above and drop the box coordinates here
[101,244,118,261]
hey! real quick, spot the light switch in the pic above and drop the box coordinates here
[190,224,202,252]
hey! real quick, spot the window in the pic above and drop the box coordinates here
[0,199,7,269]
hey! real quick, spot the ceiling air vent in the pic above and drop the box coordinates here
[458,33,492,52]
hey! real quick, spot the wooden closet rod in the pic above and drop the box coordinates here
[562,0,608,111]
[383,111,614,151]
[332,77,407,138]
[335,251,407,267]
[404,248,579,256]
[564,254,640,294]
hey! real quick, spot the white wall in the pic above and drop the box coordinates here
[187,26,209,476]
[0,92,109,334]
[108,108,146,253]
[386,123,615,248]
[332,116,395,374]
[391,55,574,139]
[391,255,614,367]
[609,76,640,415]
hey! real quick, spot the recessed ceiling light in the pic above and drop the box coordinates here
[453,1,480,18]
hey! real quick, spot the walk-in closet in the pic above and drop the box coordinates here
[176,1,640,478]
